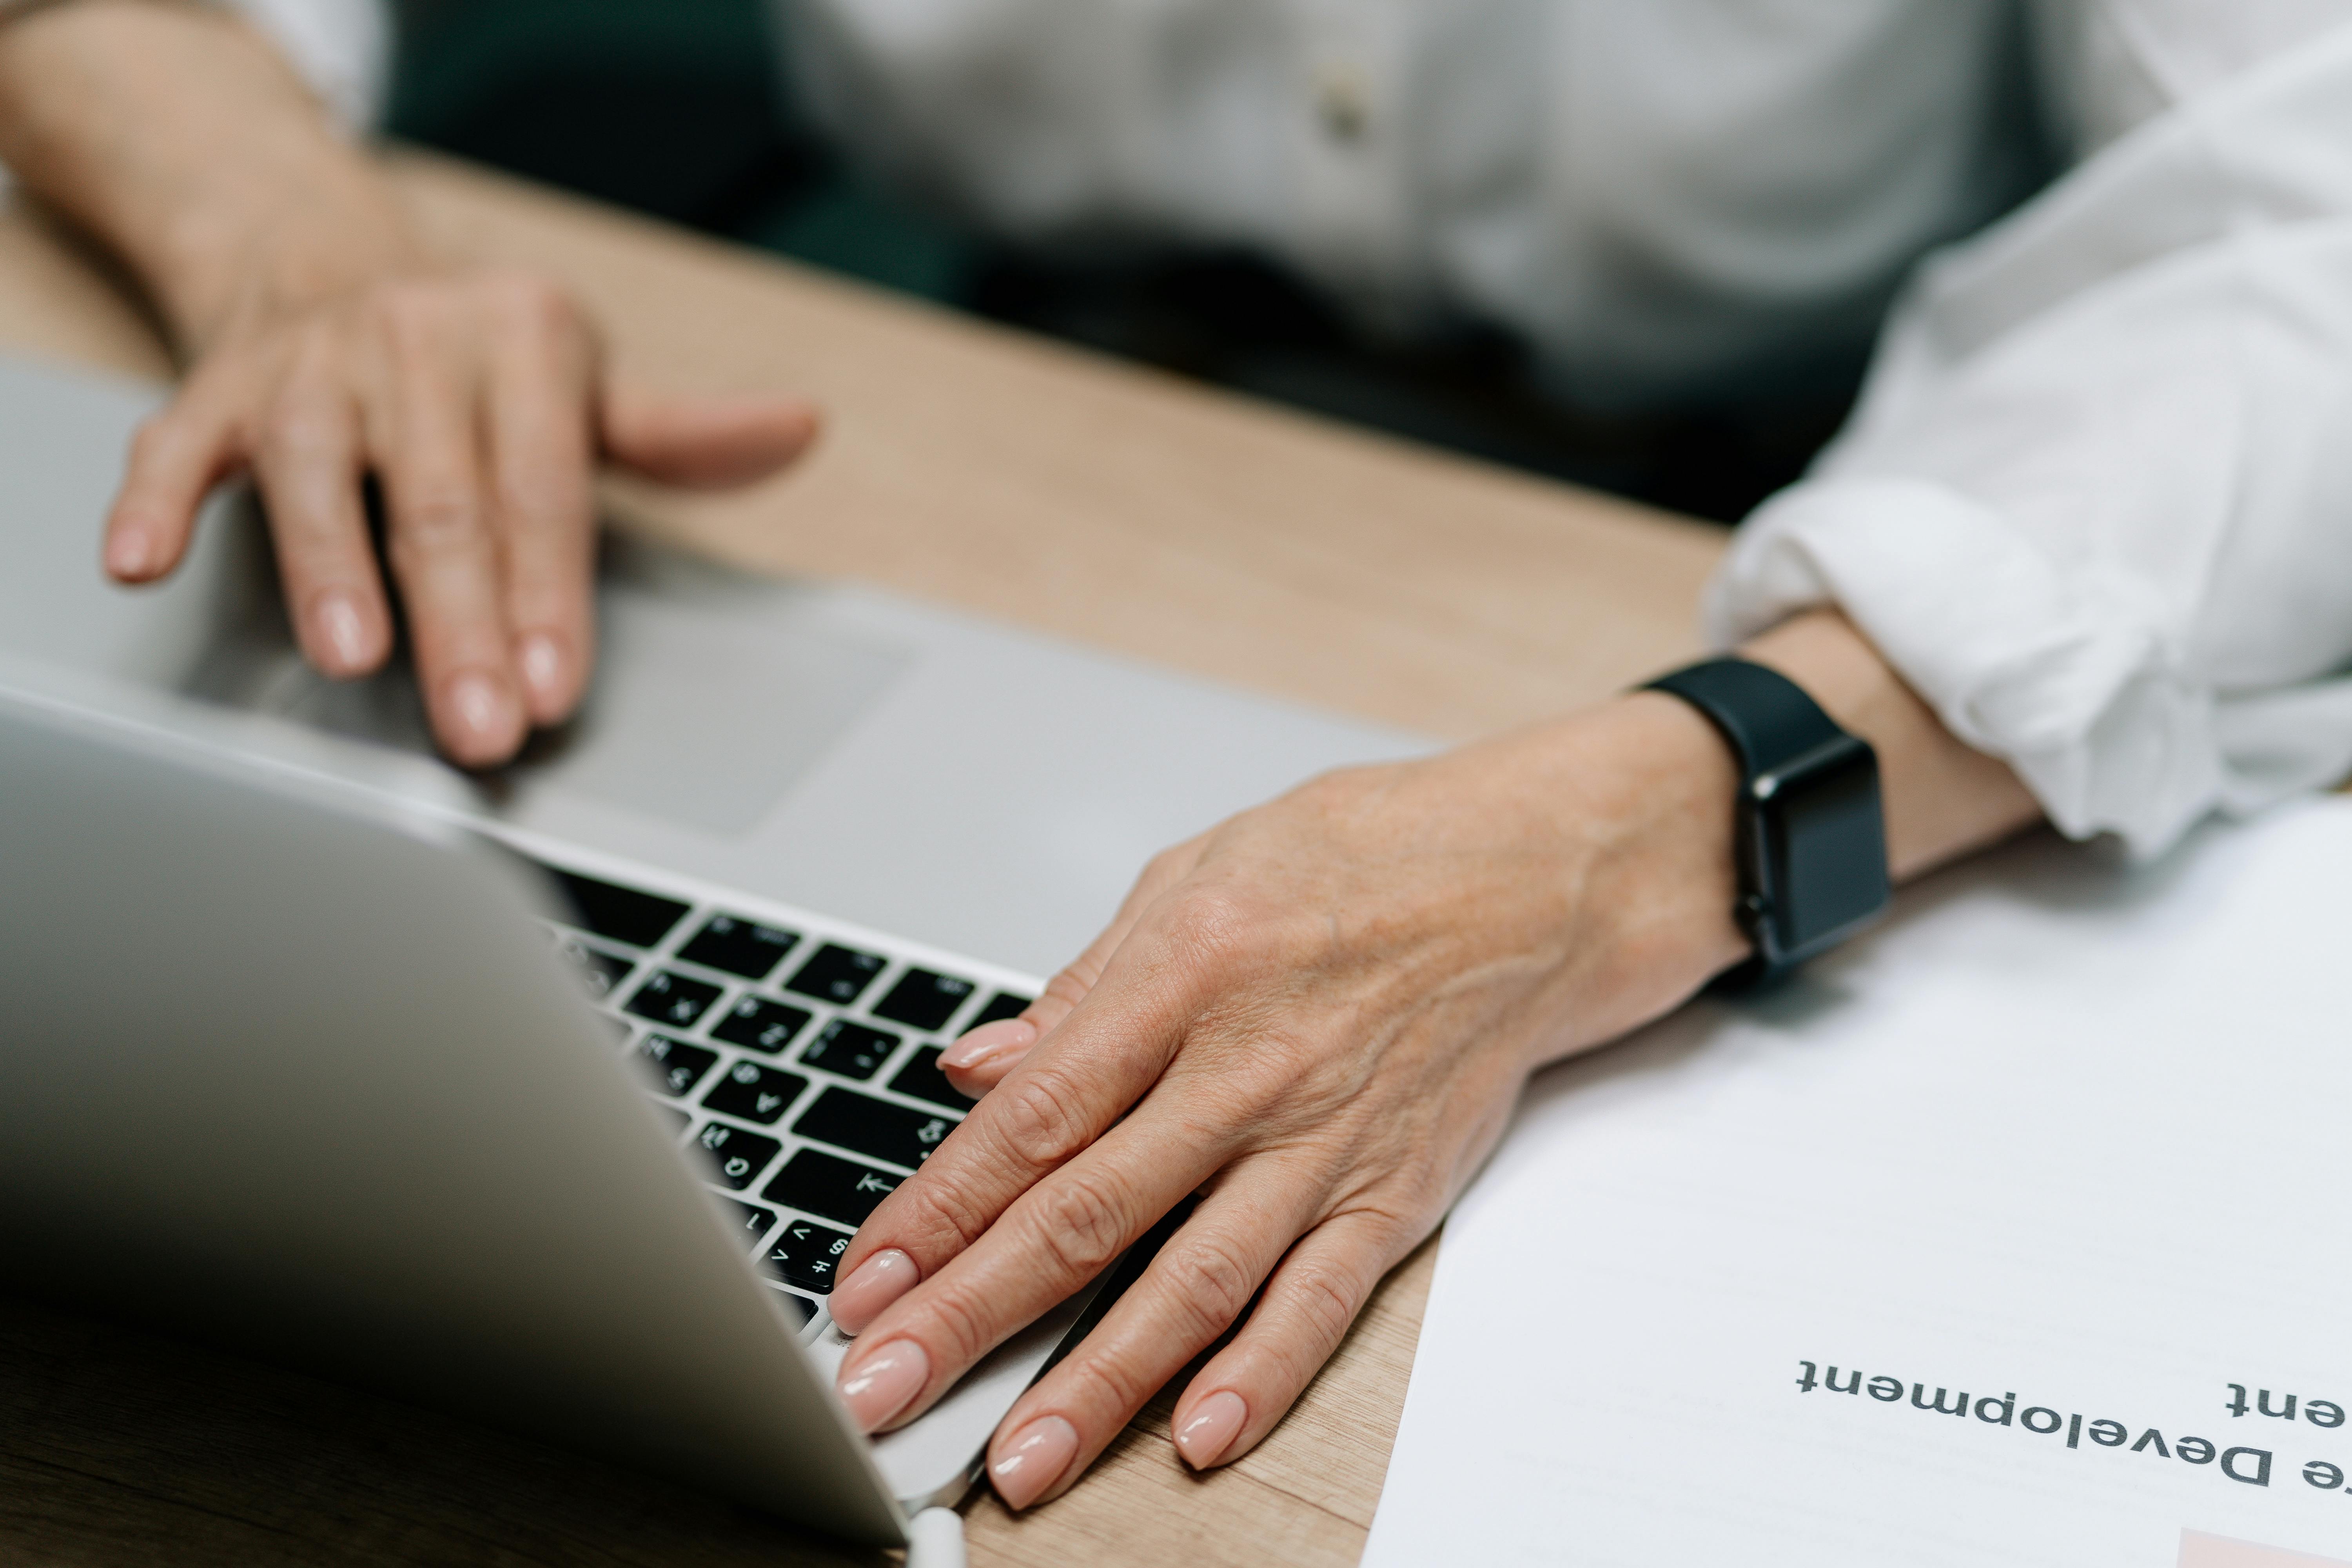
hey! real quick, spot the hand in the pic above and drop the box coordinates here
[818,609,2039,1508]
[821,694,1751,1508]
[100,266,819,766]
[0,0,817,765]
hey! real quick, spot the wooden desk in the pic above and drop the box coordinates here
[0,153,1725,1568]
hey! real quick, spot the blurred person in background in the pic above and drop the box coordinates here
[10,0,2352,1519]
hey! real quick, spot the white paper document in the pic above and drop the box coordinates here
[1364,802,2352,1568]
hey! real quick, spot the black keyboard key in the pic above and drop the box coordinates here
[710,995,813,1055]
[623,970,724,1030]
[794,1088,959,1171]
[769,1287,817,1326]
[545,868,688,949]
[762,1147,903,1228]
[800,1018,900,1082]
[759,1217,854,1293]
[557,937,636,999]
[693,1122,782,1189]
[633,1034,719,1098]
[677,915,799,980]
[724,1199,779,1249]
[871,968,977,1032]
[784,943,886,1006]
[964,991,1033,1032]
[700,1062,808,1126]
[889,1047,980,1113]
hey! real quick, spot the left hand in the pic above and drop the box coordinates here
[822,693,1748,1508]
[101,263,818,767]
[0,0,817,769]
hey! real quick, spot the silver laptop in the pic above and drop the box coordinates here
[0,355,1423,1548]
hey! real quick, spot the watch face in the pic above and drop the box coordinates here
[1755,739,1889,962]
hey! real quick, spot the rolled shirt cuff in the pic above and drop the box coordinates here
[1704,475,2352,856]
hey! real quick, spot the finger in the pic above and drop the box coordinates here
[1165,1209,1416,1474]
[936,1018,1036,1098]
[481,279,598,724]
[979,1161,1331,1509]
[250,339,392,678]
[828,886,1216,1334]
[599,383,820,488]
[362,298,526,767]
[834,1111,1273,1441]
[102,368,248,584]
[937,837,1207,1098]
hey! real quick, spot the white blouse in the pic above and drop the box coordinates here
[1710,25,2352,853]
[780,0,2352,855]
[90,0,2352,856]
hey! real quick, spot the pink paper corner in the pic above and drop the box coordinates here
[2181,1530,2352,1568]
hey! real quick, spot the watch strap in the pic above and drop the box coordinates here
[1643,657,1846,781]
[1644,656,1887,992]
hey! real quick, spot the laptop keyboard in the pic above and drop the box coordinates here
[535,862,1030,1327]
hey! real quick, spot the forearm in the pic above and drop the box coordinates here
[0,0,415,351]
[1531,608,2042,1067]
[1741,608,2042,881]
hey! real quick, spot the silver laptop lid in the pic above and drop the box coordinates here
[0,688,909,1546]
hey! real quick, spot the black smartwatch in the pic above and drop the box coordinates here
[1644,657,1890,991]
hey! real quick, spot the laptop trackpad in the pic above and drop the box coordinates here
[189,531,910,839]
[517,588,906,836]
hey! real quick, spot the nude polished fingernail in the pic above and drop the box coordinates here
[1173,1390,1248,1470]
[941,1018,1036,1072]
[313,591,370,675]
[446,671,521,759]
[104,525,154,579]
[989,1415,1079,1510]
[518,632,566,711]
[828,1247,918,1334]
[838,1339,929,1432]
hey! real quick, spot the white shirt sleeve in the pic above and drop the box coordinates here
[220,0,390,131]
[1707,18,2352,856]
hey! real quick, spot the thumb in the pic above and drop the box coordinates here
[599,382,821,489]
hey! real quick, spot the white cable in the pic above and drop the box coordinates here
[904,1506,966,1568]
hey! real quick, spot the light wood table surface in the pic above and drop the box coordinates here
[0,152,1725,1568]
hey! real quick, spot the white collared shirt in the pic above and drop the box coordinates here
[29,0,2352,856]
[781,0,2352,853]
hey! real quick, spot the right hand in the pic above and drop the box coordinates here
[100,265,820,767]
[820,699,1751,1507]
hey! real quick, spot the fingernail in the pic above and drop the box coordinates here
[941,1018,1036,1073]
[828,1247,918,1335]
[989,1415,1079,1510]
[105,526,153,579]
[312,591,370,675]
[1173,1390,1248,1470]
[838,1339,929,1432]
[445,670,521,761]
[518,632,567,712]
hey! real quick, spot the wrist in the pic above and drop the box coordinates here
[1740,610,2040,880]
[156,146,423,351]
[1507,693,1751,1069]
